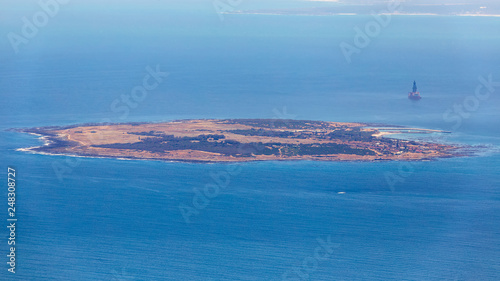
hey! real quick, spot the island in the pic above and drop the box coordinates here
[15,119,464,163]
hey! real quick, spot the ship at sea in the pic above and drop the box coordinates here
[408,81,421,100]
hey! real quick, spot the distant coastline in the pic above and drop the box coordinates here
[224,11,500,17]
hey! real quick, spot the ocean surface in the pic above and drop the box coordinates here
[1,5,500,281]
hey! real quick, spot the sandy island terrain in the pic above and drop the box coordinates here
[15,119,464,163]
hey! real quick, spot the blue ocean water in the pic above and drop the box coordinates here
[1,5,500,281]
